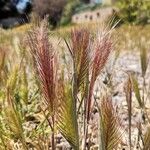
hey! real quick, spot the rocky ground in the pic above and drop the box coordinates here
[53,50,150,150]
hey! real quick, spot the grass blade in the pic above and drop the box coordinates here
[131,74,143,108]
[124,76,132,149]
[140,47,148,77]
[143,127,150,150]
[56,79,79,149]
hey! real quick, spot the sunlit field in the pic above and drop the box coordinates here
[0,22,150,149]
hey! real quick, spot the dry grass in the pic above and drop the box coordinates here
[0,22,150,150]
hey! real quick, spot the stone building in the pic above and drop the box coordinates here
[72,0,116,24]
[72,7,115,24]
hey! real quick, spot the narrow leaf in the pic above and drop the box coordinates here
[56,79,79,149]
[124,76,132,149]
[143,127,150,150]
[140,47,148,77]
[131,75,143,108]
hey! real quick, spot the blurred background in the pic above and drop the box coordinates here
[0,0,150,29]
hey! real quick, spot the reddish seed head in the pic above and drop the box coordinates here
[28,21,57,112]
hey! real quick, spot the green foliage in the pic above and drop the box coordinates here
[6,65,19,94]
[117,0,150,25]
[60,0,80,26]
[57,80,79,149]
[140,46,148,77]
[131,75,143,108]
[19,66,28,105]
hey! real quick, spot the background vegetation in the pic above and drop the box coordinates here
[117,0,150,25]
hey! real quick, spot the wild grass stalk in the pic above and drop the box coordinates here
[96,96,123,150]
[27,19,58,149]
[124,75,132,150]
[2,19,150,149]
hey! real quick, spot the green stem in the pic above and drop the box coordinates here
[21,138,28,150]
[51,115,55,150]
[72,61,79,149]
